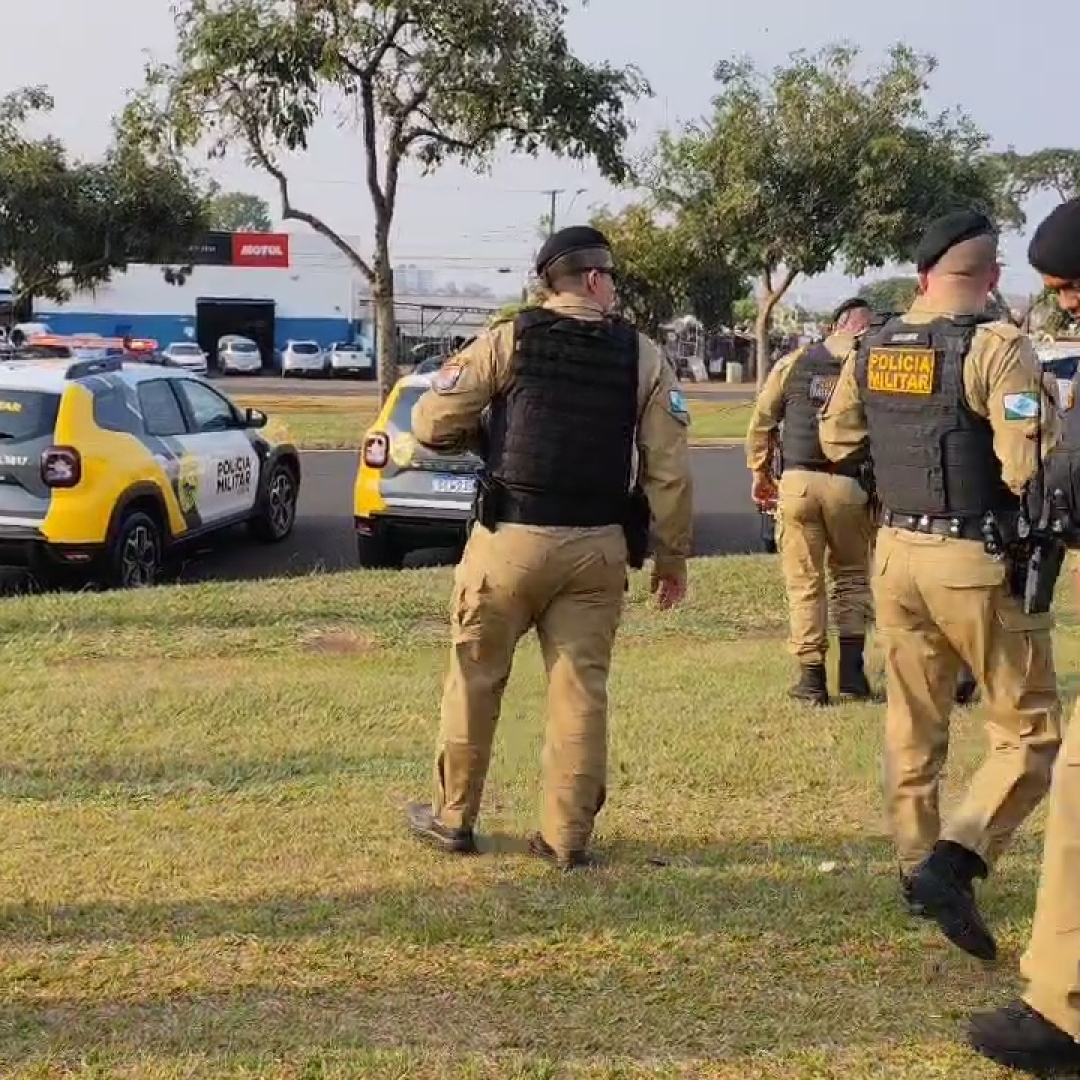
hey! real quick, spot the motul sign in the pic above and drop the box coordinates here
[231,232,290,267]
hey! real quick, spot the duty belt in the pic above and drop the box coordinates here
[881,509,991,542]
[785,460,861,478]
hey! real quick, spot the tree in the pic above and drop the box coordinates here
[590,202,749,336]
[124,0,649,400]
[206,184,273,231]
[0,86,208,311]
[857,275,919,313]
[651,44,1014,388]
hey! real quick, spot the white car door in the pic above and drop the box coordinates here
[172,377,260,523]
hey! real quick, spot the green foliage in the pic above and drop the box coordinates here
[123,0,648,397]
[857,275,919,313]
[993,148,1080,207]
[0,86,208,305]
[651,43,1008,303]
[590,202,749,335]
[206,185,273,231]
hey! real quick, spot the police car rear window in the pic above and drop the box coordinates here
[389,386,425,431]
[0,390,61,442]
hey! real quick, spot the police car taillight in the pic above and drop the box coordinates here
[363,431,388,468]
[41,446,81,487]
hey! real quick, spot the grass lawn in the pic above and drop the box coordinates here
[233,393,754,449]
[1,553,1071,1078]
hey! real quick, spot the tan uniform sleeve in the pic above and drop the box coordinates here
[745,349,799,473]
[817,351,868,462]
[411,323,515,454]
[635,335,693,577]
[963,325,1060,495]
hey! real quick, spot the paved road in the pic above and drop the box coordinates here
[173,445,762,585]
[217,373,756,403]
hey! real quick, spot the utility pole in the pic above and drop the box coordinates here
[543,188,563,236]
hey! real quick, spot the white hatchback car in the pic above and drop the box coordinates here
[217,335,263,375]
[327,341,374,379]
[281,340,327,377]
[161,341,209,374]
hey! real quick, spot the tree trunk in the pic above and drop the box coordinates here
[754,294,783,391]
[753,269,797,391]
[373,250,397,404]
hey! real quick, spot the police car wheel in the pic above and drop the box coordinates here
[108,511,164,589]
[250,463,298,543]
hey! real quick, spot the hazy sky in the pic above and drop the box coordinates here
[6,0,1079,304]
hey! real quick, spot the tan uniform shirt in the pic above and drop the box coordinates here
[745,331,859,474]
[411,292,694,576]
[818,297,1061,496]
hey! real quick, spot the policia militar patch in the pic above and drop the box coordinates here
[865,345,938,395]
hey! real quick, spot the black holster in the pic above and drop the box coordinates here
[1023,537,1067,615]
[470,469,501,532]
[622,486,651,570]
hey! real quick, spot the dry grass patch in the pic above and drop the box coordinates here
[0,556,1076,1077]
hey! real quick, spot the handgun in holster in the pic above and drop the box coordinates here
[1022,487,1072,615]
[622,485,651,570]
[470,468,501,532]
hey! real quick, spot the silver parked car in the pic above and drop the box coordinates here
[217,334,263,375]
[161,341,209,374]
[328,340,374,379]
[280,340,327,377]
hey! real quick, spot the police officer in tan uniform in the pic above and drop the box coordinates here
[818,210,1062,963]
[969,197,1080,1075]
[746,297,877,705]
[404,225,694,870]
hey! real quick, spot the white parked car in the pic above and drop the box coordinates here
[217,335,263,375]
[280,340,327,377]
[161,341,209,373]
[327,340,374,379]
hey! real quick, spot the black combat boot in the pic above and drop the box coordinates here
[968,1000,1080,1074]
[527,832,598,871]
[837,636,875,700]
[907,839,995,961]
[405,802,478,854]
[789,663,829,706]
[955,667,979,706]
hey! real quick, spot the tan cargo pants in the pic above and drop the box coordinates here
[872,526,1062,873]
[1021,698,1080,1037]
[775,469,876,662]
[431,521,627,856]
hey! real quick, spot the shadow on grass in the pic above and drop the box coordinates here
[0,829,1041,1068]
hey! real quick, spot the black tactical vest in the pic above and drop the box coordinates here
[1045,399,1080,541]
[781,342,858,473]
[485,307,640,526]
[853,314,1017,519]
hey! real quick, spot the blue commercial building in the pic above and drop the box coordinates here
[31,229,372,364]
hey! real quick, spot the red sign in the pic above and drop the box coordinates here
[230,232,290,268]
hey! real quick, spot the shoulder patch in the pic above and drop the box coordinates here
[433,362,463,392]
[667,388,690,425]
[1003,390,1040,420]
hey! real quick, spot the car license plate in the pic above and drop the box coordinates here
[431,474,476,495]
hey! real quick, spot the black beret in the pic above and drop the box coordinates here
[535,225,612,276]
[1028,198,1080,281]
[915,210,997,273]
[831,296,870,323]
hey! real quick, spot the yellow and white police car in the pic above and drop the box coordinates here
[353,371,479,567]
[0,353,301,588]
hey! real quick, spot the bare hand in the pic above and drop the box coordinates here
[751,472,777,510]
